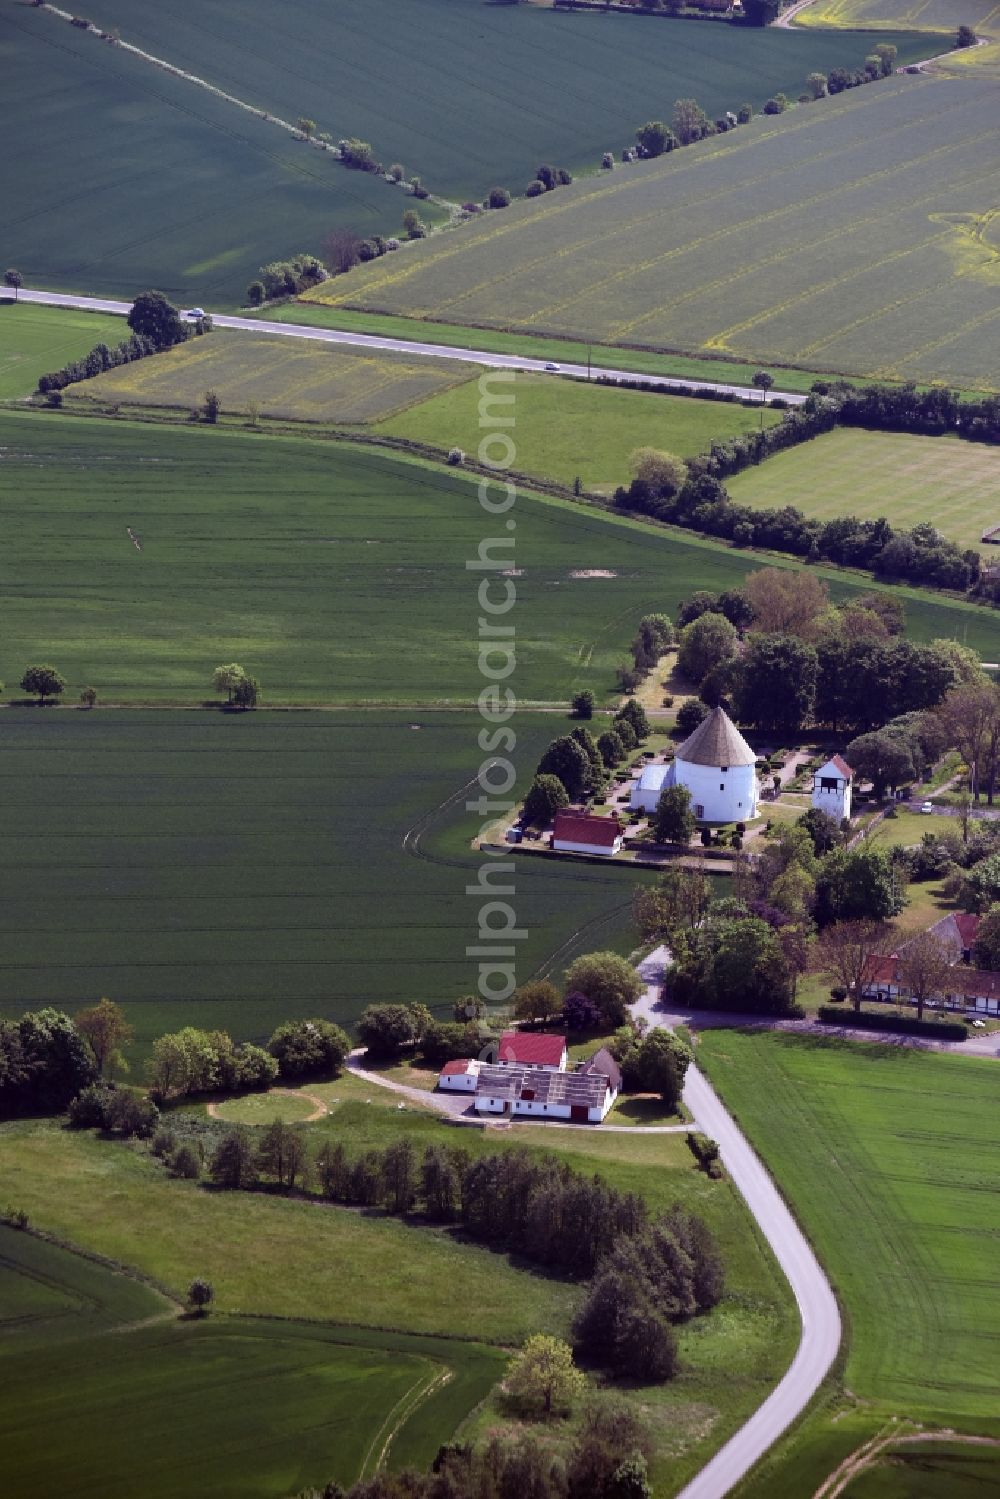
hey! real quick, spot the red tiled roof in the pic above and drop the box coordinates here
[955,913,980,947]
[829,754,853,779]
[864,952,1000,1000]
[862,954,900,986]
[498,1031,566,1066]
[440,1058,475,1076]
[552,810,621,847]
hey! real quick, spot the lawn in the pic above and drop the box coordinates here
[78,0,934,204]
[726,428,999,552]
[307,74,1000,389]
[0,1225,505,1498]
[72,333,477,423]
[0,303,126,401]
[697,1032,1000,1499]
[0,410,994,706]
[0,8,398,305]
[0,1088,799,1498]
[376,373,782,492]
[0,709,657,1049]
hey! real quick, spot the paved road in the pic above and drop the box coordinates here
[15,288,807,405]
[635,949,842,1499]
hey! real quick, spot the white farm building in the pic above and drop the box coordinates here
[631,706,759,824]
[812,755,853,822]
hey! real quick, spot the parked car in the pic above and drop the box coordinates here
[920,801,934,814]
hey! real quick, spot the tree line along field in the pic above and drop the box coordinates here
[0,710,661,1051]
[70,331,479,424]
[0,1225,506,1499]
[308,74,1000,391]
[0,1084,799,1497]
[725,427,1000,553]
[0,304,127,400]
[697,1034,1000,1499]
[0,9,395,306]
[74,0,935,206]
[376,373,783,492]
[0,411,995,708]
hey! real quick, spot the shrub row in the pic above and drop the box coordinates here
[686,1131,722,1176]
[817,1005,968,1040]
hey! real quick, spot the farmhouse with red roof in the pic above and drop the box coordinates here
[497,1030,567,1070]
[551,810,623,856]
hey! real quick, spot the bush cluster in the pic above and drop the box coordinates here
[66,1082,159,1137]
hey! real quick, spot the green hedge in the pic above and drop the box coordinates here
[817,1006,967,1041]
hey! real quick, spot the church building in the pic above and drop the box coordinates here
[630,706,759,824]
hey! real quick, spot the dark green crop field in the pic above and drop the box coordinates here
[0,7,395,305]
[699,1034,1000,1499]
[79,0,936,203]
[0,1226,504,1499]
[0,710,652,1049]
[2,1,937,302]
[0,411,994,706]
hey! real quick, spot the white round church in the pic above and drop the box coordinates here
[630,706,759,824]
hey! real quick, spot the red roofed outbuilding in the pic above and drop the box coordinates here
[437,1058,481,1093]
[498,1031,568,1071]
[551,810,623,857]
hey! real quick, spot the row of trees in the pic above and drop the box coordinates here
[523,702,652,822]
[612,379,997,595]
[38,290,210,396]
[207,1128,723,1382]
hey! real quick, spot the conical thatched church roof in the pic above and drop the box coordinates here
[676,706,755,768]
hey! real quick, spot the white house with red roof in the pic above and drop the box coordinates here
[437,1058,481,1093]
[497,1030,567,1070]
[812,754,853,822]
[551,809,623,857]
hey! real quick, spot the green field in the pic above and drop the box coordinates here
[0,1079,798,1497]
[0,1225,504,1498]
[697,1033,1000,1499]
[0,411,995,706]
[838,1438,1000,1497]
[796,0,999,31]
[726,427,1000,552]
[0,303,127,400]
[73,332,477,423]
[0,710,657,1048]
[377,373,782,491]
[78,0,935,204]
[309,74,1000,389]
[0,8,397,304]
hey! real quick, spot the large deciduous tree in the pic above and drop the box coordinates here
[816,918,892,1011]
[564,951,642,1028]
[654,784,696,844]
[744,568,829,639]
[536,735,592,801]
[732,633,817,733]
[677,612,736,686]
[75,998,132,1078]
[20,665,65,704]
[896,930,955,1021]
[127,290,186,350]
[505,1335,586,1417]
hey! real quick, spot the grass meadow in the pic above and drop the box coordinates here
[308,74,1000,389]
[0,1078,798,1497]
[697,1033,1000,1498]
[79,0,933,202]
[0,304,126,400]
[377,373,782,492]
[0,9,396,305]
[726,427,1000,552]
[0,1226,504,1498]
[0,411,995,706]
[838,1438,1000,1497]
[0,710,659,1048]
[72,333,477,423]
